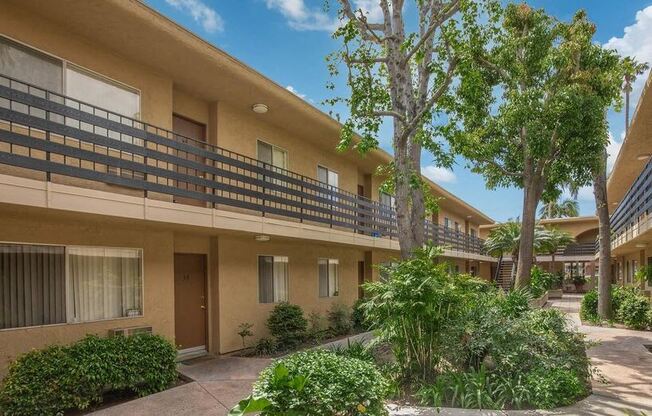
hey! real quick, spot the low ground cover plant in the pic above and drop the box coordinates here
[581,285,652,330]
[0,334,177,416]
[230,349,389,415]
[360,245,591,410]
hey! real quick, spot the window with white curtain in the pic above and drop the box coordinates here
[0,243,143,329]
[66,247,143,323]
[258,255,289,303]
[318,258,339,297]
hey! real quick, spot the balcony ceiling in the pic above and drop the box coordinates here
[607,72,652,214]
[7,0,493,225]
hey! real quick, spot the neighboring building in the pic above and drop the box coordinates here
[0,0,494,373]
[606,71,652,292]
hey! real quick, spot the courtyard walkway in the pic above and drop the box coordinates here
[90,296,652,415]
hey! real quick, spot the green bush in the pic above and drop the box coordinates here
[580,289,599,322]
[233,350,389,415]
[327,303,352,336]
[616,293,651,330]
[0,334,177,416]
[351,298,369,331]
[498,288,531,318]
[267,302,308,350]
[530,266,555,298]
[255,337,277,356]
[525,368,587,409]
[331,340,375,363]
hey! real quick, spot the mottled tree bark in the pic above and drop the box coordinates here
[593,149,612,319]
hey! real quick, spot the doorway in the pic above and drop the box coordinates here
[174,253,208,354]
[172,114,207,207]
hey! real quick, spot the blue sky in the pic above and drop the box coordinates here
[147,0,652,221]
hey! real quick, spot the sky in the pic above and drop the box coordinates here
[147,0,652,222]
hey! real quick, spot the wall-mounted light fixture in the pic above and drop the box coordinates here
[252,103,268,114]
[254,234,271,242]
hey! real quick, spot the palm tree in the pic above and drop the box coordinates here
[622,57,649,132]
[539,198,579,219]
[485,221,553,284]
[540,227,575,275]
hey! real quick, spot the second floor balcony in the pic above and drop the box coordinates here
[0,74,488,257]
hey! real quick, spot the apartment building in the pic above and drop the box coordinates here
[607,71,652,293]
[0,0,494,373]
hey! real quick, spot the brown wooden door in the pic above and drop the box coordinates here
[172,115,207,207]
[174,253,207,351]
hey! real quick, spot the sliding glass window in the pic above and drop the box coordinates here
[258,255,289,303]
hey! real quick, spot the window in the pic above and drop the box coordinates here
[65,65,140,119]
[66,247,143,322]
[379,192,396,209]
[257,140,288,170]
[317,166,338,188]
[0,36,63,92]
[470,228,477,238]
[318,258,339,297]
[444,217,450,229]
[258,256,288,303]
[0,243,143,330]
[454,222,460,233]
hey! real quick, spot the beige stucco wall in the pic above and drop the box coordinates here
[0,210,176,376]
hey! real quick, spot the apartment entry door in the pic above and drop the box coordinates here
[172,115,207,207]
[174,253,207,353]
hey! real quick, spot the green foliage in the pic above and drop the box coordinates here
[327,303,352,336]
[351,298,369,331]
[237,350,389,416]
[237,323,254,348]
[539,198,580,219]
[581,285,652,330]
[572,275,588,285]
[267,302,308,350]
[525,368,587,409]
[0,334,177,416]
[307,311,329,342]
[635,265,652,285]
[580,289,599,322]
[255,338,277,356]
[616,294,651,330]
[530,266,556,298]
[331,341,375,363]
[498,288,531,318]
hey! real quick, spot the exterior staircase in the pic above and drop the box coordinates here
[494,257,514,291]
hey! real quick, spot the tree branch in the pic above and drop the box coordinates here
[478,157,523,178]
[339,0,385,44]
[405,0,460,63]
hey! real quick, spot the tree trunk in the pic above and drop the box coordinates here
[593,149,612,319]
[515,174,543,288]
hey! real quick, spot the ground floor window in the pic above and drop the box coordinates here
[258,256,288,303]
[318,258,339,297]
[0,243,143,330]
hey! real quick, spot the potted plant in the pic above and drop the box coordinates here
[572,275,588,292]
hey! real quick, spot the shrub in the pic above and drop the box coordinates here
[0,334,177,416]
[616,293,651,330]
[255,337,277,356]
[331,340,375,363]
[327,303,352,336]
[307,311,328,342]
[237,322,254,348]
[242,350,389,415]
[267,302,308,350]
[580,289,599,322]
[525,368,586,409]
[351,298,369,331]
[498,288,531,318]
[530,266,555,298]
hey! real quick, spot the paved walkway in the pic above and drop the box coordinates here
[91,297,652,415]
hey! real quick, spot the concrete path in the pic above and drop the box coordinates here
[90,356,272,416]
[91,296,652,415]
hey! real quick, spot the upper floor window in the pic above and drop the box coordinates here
[0,36,62,93]
[318,258,339,297]
[379,192,396,209]
[317,166,338,188]
[470,228,477,238]
[454,222,460,233]
[444,217,450,229]
[65,65,140,119]
[258,255,288,303]
[0,243,143,330]
[257,140,287,170]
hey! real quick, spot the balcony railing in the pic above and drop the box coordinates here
[555,242,596,257]
[0,74,487,255]
[610,156,652,249]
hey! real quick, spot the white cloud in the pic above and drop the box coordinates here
[166,0,224,33]
[421,165,457,184]
[607,131,624,174]
[562,186,594,203]
[604,6,652,106]
[286,85,306,99]
[265,0,382,32]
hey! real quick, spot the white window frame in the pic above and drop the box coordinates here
[318,258,339,298]
[0,241,145,331]
[256,139,288,170]
[257,255,289,304]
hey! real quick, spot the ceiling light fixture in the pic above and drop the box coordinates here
[252,103,268,114]
[254,234,271,242]
[637,153,652,161]
[636,243,648,248]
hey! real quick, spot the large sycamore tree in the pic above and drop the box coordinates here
[448,4,622,287]
[327,0,492,258]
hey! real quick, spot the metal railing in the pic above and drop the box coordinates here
[0,74,487,255]
[609,156,652,249]
[555,242,596,257]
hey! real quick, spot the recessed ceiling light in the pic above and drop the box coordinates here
[637,153,651,161]
[636,243,648,248]
[252,103,268,114]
